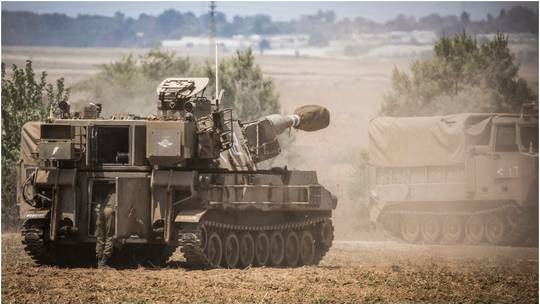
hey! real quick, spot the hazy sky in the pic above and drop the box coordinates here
[2,1,538,22]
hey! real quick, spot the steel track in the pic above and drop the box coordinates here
[178,217,334,268]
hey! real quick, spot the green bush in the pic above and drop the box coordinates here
[381,32,537,116]
[1,61,69,227]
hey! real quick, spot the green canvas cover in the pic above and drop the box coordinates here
[368,114,491,167]
[20,122,41,165]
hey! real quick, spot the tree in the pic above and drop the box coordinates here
[205,48,280,121]
[308,32,329,47]
[1,61,69,226]
[386,14,417,31]
[460,12,471,26]
[380,32,536,116]
[258,39,271,54]
[141,49,191,80]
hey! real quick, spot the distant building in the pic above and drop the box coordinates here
[162,34,310,53]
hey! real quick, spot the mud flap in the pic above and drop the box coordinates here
[34,168,77,241]
[116,177,151,239]
[151,170,198,244]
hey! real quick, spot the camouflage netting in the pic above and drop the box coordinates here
[294,105,330,132]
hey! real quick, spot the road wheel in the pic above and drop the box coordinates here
[485,214,507,245]
[284,231,300,267]
[239,232,255,268]
[269,231,285,266]
[223,232,240,268]
[401,215,421,243]
[420,215,442,244]
[441,215,464,244]
[206,232,222,268]
[299,230,316,266]
[464,215,484,245]
[254,232,270,267]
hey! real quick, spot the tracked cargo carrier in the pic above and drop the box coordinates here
[18,77,337,268]
[368,105,538,246]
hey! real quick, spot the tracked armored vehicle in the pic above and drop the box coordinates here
[368,104,538,246]
[18,77,337,268]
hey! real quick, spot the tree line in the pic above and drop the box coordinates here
[2,6,537,47]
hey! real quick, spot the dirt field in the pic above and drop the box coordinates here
[2,233,538,303]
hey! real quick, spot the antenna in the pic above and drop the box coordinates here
[215,41,219,108]
[209,1,216,54]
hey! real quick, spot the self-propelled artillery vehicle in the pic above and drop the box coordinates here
[18,77,337,268]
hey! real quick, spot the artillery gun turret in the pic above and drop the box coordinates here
[17,77,337,268]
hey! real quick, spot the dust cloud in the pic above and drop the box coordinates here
[3,46,539,241]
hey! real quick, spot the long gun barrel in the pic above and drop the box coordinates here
[264,105,330,135]
[264,114,301,135]
[243,105,330,162]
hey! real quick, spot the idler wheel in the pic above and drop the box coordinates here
[223,233,240,268]
[284,231,300,267]
[506,206,522,229]
[206,232,223,268]
[254,232,270,267]
[504,206,527,245]
[485,214,507,245]
[299,230,316,266]
[464,215,484,245]
[239,232,255,268]
[319,222,334,247]
[441,215,464,244]
[200,225,208,252]
[400,215,421,243]
[420,215,442,244]
[269,231,285,266]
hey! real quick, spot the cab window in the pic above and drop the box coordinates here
[520,125,538,153]
[494,124,518,152]
[94,126,130,164]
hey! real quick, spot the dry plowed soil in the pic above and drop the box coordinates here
[2,234,537,303]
